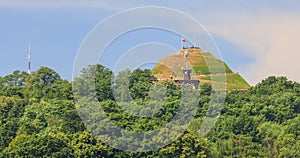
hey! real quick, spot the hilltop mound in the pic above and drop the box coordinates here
[152,48,250,90]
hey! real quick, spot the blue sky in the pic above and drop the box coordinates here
[1,0,300,85]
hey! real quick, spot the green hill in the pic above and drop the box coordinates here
[152,48,250,90]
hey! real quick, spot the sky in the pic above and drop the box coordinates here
[1,0,300,85]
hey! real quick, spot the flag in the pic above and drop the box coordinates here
[181,38,186,43]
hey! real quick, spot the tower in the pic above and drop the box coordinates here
[183,49,191,80]
[27,45,31,74]
[183,69,191,80]
[174,48,200,89]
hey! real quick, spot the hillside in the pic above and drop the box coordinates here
[152,48,250,90]
[0,66,299,157]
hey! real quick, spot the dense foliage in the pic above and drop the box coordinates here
[0,65,299,157]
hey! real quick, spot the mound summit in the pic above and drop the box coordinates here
[152,47,250,90]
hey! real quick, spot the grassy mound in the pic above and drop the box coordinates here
[152,48,250,90]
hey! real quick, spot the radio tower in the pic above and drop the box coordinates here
[27,45,31,74]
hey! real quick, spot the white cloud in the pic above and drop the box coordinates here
[2,1,300,85]
[200,11,300,85]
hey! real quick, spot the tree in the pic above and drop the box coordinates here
[159,130,218,157]
[274,134,300,157]
[200,83,212,96]
[2,133,74,157]
[112,69,132,102]
[73,64,114,102]
[1,66,300,157]
[129,69,157,100]
[71,131,112,157]
[257,122,283,156]
[0,70,28,97]
[0,97,26,152]
[27,66,61,99]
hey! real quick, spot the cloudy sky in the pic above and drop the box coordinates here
[1,0,300,85]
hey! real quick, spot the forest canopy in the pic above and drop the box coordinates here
[0,65,299,157]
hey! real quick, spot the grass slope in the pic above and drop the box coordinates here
[152,48,250,90]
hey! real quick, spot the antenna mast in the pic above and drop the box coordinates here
[27,45,31,74]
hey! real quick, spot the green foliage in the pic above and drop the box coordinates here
[0,70,28,97]
[200,83,212,96]
[71,131,112,157]
[0,97,26,152]
[129,69,157,100]
[17,99,85,135]
[73,64,113,102]
[2,133,74,157]
[207,76,300,157]
[0,67,299,157]
[25,66,73,100]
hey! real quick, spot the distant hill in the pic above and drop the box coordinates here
[152,47,250,90]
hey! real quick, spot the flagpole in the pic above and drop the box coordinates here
[181,38,183,49]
